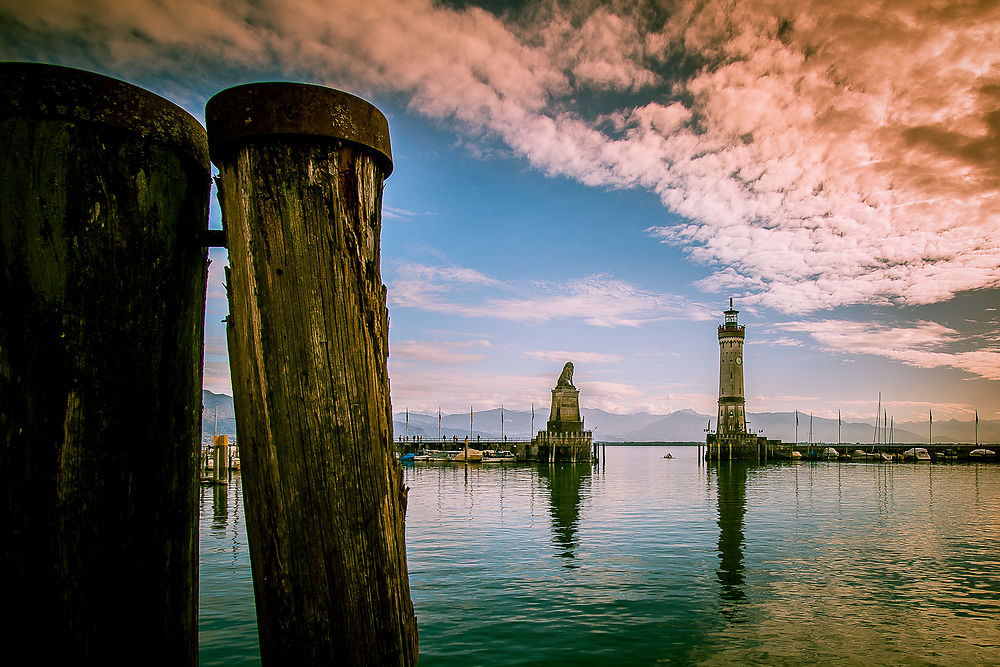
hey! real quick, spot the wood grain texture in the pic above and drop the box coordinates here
[218,138,417,665]
[0,114,209,661]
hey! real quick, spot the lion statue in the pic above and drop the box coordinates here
[556,361,574,387]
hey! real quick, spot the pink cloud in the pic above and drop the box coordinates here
[6,0,999,312]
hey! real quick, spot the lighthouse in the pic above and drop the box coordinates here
[717,298,746,438]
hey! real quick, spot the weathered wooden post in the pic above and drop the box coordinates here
[207,83,418,665]
[213,434,229,482]
[0,63,209,661]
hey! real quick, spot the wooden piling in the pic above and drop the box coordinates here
[208,83,417,666]
[0,63,209,661]
[213,434,229,482]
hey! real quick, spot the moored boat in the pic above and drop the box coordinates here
[852,450,891,462]
[482,450,516,462]
[453,448,483,462]
[969,448,996,459]
[902,447,931,461]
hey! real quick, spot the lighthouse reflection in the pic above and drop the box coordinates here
[713,461,749,622]
[538,462,592,566]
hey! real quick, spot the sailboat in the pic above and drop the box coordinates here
[853,394,890,461]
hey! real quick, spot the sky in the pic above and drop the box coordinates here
[4,0,999,424]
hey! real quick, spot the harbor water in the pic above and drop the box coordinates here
[199,446,1000,664]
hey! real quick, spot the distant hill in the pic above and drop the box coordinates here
[201,390,236,441]
[394,407,1000,444]
[203,391,999,444]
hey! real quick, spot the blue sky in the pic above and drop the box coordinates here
[5,0,999,423]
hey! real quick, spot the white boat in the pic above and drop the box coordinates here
[482,450,516,462]
[902,447,931,461]
[821,447,840,460]
[969,448,996,459]
[791,451,802,459]
[852,450,892,462]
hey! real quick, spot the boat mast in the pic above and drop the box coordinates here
[873,392,881,454]
[809,412,812,451]
[210,404,218,471]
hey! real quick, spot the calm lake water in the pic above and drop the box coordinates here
[200,446,1000,665]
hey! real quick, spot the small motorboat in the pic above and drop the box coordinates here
[969,448,996,459]
[663,453,673,459]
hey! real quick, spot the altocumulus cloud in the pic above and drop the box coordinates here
[6,0,998,313]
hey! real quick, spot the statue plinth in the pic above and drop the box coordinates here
[547,385,583,432]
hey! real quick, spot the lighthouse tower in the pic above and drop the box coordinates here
[717,298,746,438]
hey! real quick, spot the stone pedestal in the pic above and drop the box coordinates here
[548,385,583,433]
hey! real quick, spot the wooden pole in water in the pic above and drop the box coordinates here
[213,435,229,482]
[0,63,209,662]
[208,83,417,665]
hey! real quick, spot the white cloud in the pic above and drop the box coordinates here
[778,319,1000,381]
[389,262,711,326]
[382,206,426,221]
[384,365,552,413]
[390,339,490,365]
[522,349,623,364]
[202,360,233,395]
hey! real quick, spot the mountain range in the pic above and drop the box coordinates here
[202,390,998,444]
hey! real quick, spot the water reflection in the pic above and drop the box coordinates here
[713,461,748,622]
[211,483,228,531]
[537,462,592,565]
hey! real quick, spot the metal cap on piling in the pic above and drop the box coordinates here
[0,62,209,170]
[205,82,393,176]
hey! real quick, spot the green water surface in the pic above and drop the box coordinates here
[199,446,1000,665]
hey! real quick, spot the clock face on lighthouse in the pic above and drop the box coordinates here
[735,356,743,365]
